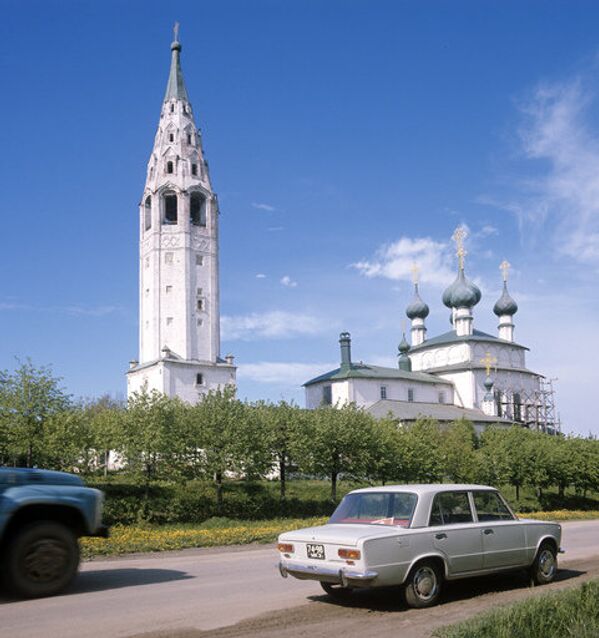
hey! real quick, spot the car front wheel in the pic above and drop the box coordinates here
[404,560,443,608]
[530,542,557,585]
[4,521,80,598]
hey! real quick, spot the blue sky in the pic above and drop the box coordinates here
[1,1,598,434]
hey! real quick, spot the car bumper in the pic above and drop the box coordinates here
[278,560,378,588]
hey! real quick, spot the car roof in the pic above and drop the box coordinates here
[349,484,497,496]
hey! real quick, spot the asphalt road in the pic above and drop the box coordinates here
[1,520,598,638]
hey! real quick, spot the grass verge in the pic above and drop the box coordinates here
[81,516,328,559]
[433,579,599,638]
[81,509,598,559]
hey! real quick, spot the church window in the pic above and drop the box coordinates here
[170,104,174,113]
[495,390,503,417]
[513,393,522,422]
[191,163,198,176]
[166,285,172,294]
[190,192,207,226]
[166,161,174,174]
[169,133,174,142]
[145,288,149,297]
[187,134,192,144]
[322,385,332,406]
[197,299,203,311]
[196,373,204,385]
[164,192,178,223]
[196,255,204,266]
[438,391,446,404]
[166,317,173,326]
[407,388,414,402]
[145,257,150,269]
[380,385,387,400]
[197,287,203,296]
[165,252,174,265]
[144,196,152,231]
[197,318,203,326]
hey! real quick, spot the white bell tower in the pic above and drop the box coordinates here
[127,26,236,402]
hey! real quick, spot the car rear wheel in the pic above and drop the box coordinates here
[320,581,353,600]
[404,560,443,608]
[530,542,557,585]
[4,521,80,598]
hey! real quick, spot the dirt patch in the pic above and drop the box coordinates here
[133,557,599,638]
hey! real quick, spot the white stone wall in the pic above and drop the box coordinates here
[305,377,454,410]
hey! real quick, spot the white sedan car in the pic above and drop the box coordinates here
[277,484,562,607]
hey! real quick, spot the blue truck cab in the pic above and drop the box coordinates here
[0,467,108,597]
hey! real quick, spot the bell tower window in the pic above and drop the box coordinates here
[191,163,198,176]
[166,161,174,174]
[163,191,178,224]
[169,133,174,142]
[144,196,152,231]
[190,192,207,226]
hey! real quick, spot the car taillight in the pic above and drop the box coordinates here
[277,543,294,553]
[338,548,361,560]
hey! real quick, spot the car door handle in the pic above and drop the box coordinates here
[435,533,447,540]
[483,529,494,535]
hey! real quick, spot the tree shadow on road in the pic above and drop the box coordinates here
[0,568,193,603]
[307,567,586,613]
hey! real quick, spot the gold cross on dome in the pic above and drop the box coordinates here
[410,263,420,284]
[500,260,511,282]
[173,22,180,41]
[480,351,497,377]
[452,226,468,269]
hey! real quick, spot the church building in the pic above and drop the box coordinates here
[304,228,559,433]
[127,28,236,402]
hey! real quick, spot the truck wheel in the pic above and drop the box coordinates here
[4,521,80,598]
[320,582,353,601]
[530,542,557,585]
[404,560,443,608]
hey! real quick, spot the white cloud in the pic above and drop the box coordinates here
[494,78,599,268]
[280,275,297,288]
[251,202,276,212]
[255,273,266,279]
[352,236,455,286]
[0,301,118,317]
[221,311,323,341]
[237,361,335,386]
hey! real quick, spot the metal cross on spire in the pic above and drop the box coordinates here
[410,263,420,285]
[452,226,468,270]
[500,260,511,282]
[480,351,497,377]
[173,21,180,42]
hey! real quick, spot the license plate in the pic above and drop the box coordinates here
[307,543,325,560]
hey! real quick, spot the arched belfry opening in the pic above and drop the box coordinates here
[144,196,152,231]
[163,191,178,224]
[190,192,207,227]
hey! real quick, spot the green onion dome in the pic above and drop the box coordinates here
[442,268,482,309]
[406,283,430,320]
[493,282,518,316]
[398,333,411,355]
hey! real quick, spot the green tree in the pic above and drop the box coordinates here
[400,418,444,483]
[122,386,184,489]
[442,419,479,483]
[86,396,125,477]
[296,403,375,501]
[0,360,71,467]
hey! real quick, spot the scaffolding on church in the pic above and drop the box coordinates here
[494,378,561,435]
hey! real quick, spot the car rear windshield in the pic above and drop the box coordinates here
[328,492,417,528]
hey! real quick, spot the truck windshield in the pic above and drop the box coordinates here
[329,492,417,528]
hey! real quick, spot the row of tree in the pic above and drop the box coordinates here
[1,361,598,505]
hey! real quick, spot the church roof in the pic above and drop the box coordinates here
[303,363,453,387]
[367,399,514,425]
[409,329,528,352]
[164,39,189,102]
